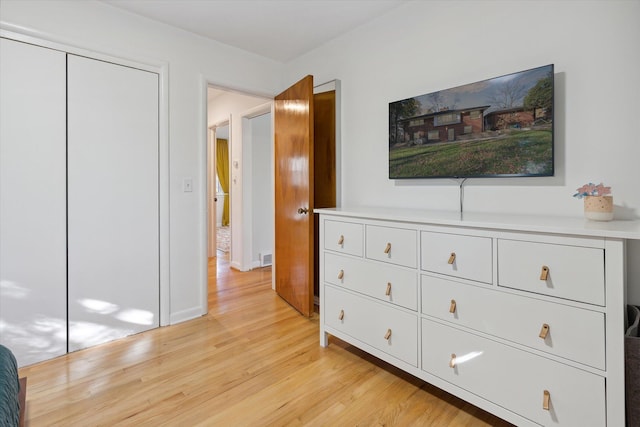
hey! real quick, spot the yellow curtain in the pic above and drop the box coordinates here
[216,138,230,226]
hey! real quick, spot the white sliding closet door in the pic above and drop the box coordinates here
[0,38,67,366]
[67,55,159,351]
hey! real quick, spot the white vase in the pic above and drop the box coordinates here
[584,195,614,221]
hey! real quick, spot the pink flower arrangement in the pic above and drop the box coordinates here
[573,182,612,199]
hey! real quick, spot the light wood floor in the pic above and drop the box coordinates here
[18,253,513,426]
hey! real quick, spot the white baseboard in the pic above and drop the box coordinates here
[170,306,204,325]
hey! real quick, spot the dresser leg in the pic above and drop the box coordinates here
[320,329,329,347]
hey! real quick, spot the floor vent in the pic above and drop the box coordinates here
[259,252,272,267]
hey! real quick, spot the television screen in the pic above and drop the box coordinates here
[389,64,554,179]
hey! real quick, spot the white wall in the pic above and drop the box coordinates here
[208,90,271,270]
[1,0,283,323]
[283,0,640,304]
[250,113,274,268]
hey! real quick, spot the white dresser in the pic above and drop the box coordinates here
[317,207,640,426]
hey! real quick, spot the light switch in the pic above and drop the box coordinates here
[183,177,193,192]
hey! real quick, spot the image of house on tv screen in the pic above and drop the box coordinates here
[388,64,554,179]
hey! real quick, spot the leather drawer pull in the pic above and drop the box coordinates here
[539,323,550,339]
[384,329,392,340]
[448,252,456,264]
[337,270,344,280]
[449,353,457,368]
[338,235,344,246]
[540,265,549,281]
[338,309,344,321]
[449,299,457,314]
[384,242,392,254]
[385,282,392,296]
[543,390,550,410]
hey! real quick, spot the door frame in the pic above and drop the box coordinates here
[1,28,171,327]
[207,125,216,258]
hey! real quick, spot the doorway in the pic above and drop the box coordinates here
[209,122,230,258]
[204,80,339,316]
[206,85,272,284]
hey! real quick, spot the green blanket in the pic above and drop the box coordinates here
[0,345,20,427]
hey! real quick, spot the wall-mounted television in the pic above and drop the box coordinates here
[389,64,554,179]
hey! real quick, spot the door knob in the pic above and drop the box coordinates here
[214,197,218,202]
[297,207,309,215]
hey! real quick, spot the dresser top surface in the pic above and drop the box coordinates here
[315,207,640,240]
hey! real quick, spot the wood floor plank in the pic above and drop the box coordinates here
[17,254,513,426]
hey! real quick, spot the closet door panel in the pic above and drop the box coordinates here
[0,38,67,366]
[67,55,159,352]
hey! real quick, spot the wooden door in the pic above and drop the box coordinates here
[274,76,315,316]
[313,89,337,298]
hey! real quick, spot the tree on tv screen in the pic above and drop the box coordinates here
[389,98,421,147]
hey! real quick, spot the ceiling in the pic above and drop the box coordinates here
[100,0,407,63]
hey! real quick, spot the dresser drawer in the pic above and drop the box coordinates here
[498,239,605,306]
[325,253,418,310]
[324,285,418,366]
[324,220,364,257]
[421,232,492,284]
[422,319,605,426]
[365,225,417,268]
[422,275,605,369]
